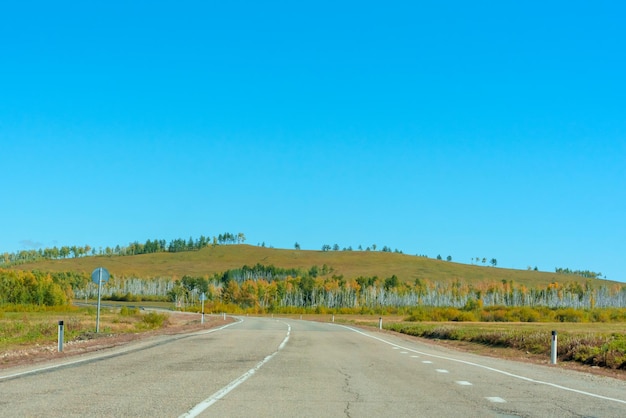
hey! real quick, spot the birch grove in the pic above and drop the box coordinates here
[69,271,626,311]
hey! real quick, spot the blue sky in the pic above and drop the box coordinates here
[2,1,625,281]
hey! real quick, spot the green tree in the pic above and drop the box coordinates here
[384,275,399,290]
[60,246,70,258]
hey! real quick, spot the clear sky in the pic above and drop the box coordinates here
[2,1,625,281]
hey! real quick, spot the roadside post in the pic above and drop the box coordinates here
[379,317,383,330]
[91,267,110,333]
[58,320,64,352]
[551,330,558,365]
[200,292,206,324]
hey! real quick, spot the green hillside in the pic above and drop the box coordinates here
[10,244,615,288]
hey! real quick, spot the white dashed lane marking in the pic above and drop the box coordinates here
[486,397,507,403]
[384,328,513,410]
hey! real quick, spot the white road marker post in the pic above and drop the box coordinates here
[332,314,335,323]
[379,317,383,330]
[551,330,558,365]
[57,320,64,352]
[200,292,206,325]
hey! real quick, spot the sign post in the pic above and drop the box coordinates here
[91,267,110,333]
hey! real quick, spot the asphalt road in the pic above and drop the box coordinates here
[2,316,625,417]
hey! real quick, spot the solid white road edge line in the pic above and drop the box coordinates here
[335,324,626,405]
[179,321,292,418]
[0,317,243,382]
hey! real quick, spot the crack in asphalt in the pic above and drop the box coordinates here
[339,368,359,418]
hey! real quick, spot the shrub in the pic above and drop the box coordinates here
[120,306,140,316]
[138,312,168,329]
[555,308,585,322]
[571,345,602,365]
[406,307,430,322]
[609,309,626,322]
[560,334,605,363]
[590,310,610,323]
[480,308,507,322]
[506,307,541,322]
[454,311,478,322]
[463,298,483,311]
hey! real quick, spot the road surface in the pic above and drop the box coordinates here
[2,316,625,417]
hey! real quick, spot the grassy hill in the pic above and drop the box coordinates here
[11,244,615,288]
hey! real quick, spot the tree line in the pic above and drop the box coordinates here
[4,261,625,312]
[0,232,246,265]
[470,257,498,267]
[64,264,626,312]
[555,267,603,279]
[319,243,403,253]
[0,269,75,306]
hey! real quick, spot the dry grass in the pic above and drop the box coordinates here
[0,307,229,369]
[0,306,169,353]
[12,244,605,288]
[382,320,626,371]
